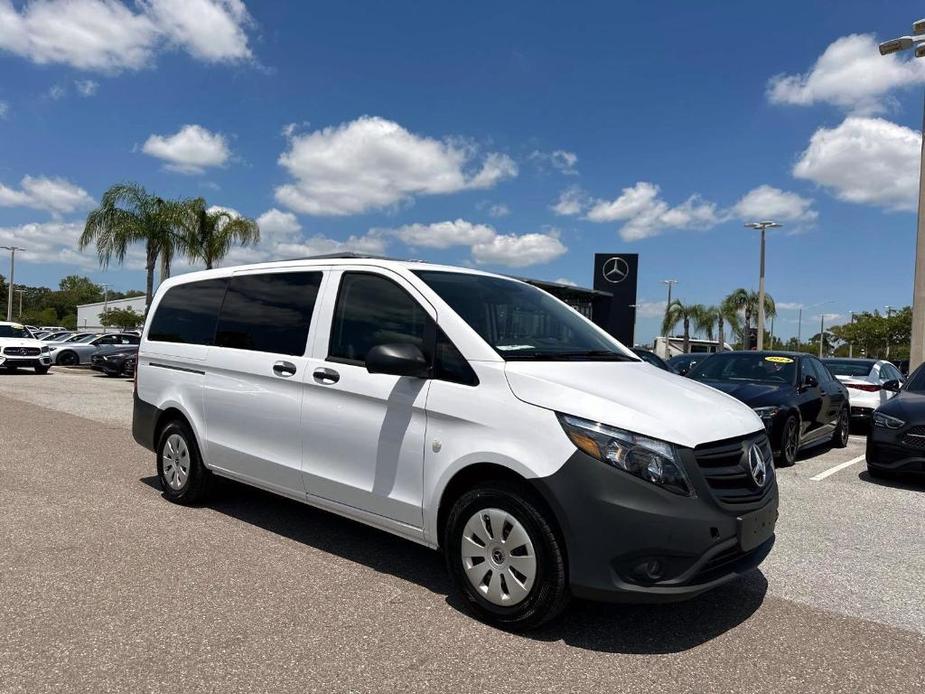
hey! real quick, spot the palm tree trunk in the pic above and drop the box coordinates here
[145,242,157,312]
[718,316,725,353]
[744,309,752,350]
[683,317,690,354]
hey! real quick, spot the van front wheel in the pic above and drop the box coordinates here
[443,482,568,630]
[156,420,211,504]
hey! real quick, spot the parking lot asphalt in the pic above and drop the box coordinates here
[1,368,924,693]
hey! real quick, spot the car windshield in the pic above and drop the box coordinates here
[824,360,875,378]
[0,324,31,339]
[689,353,797,384]
[413,270,633,361]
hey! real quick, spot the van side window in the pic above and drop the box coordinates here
[148,279,227,345]
[215,272,323,356]
[329,273,428,364]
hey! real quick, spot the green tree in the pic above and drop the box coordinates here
[180,198,261,269]
[99,306,144,330]
[722,288,775,350]
[80,183,186,310]
[662,300,701,354]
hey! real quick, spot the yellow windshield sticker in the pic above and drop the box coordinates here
[765,356,793,364]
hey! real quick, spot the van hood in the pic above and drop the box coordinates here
[504,361,763,449]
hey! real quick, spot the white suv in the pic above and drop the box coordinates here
[0,321,52,373]
[133,256,778,628]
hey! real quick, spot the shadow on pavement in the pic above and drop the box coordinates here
[140,473,768,653]
[858,470,925,492]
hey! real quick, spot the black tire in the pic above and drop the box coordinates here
[832,406,849,448]
[56,351,78,366]
[34,365,50,375]
[776,415,799,467]
[443,480,569,630]
[156,420,212,504]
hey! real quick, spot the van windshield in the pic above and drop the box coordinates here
[413,270,633,361]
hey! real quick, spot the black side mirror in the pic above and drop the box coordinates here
[802,374,818,389]
[883,379,901,392]
[366,343,429,378]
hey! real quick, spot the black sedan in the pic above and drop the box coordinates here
[631,348,675,372]
[866,365,925,479]
[686,351,850,466]
[666,353,704,376]
[92,347,138,377]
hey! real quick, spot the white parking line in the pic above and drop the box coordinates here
[810,455,867,482]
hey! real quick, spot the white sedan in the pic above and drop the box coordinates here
[822,358,904,424]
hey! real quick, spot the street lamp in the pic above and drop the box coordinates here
[880,21,925,370]
[744,221,781,351]
[661,279,678,308]
[0,245,24,322]
[15,288,23,319]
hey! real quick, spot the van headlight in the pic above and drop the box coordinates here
[557,414,694,496]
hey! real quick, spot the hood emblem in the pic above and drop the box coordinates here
[746,443,767,488]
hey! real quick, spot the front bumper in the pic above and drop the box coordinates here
[530,446,778,603]
[866,432,925,473]
[0,355,52,368]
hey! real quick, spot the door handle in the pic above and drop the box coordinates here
[273,361,297,377]
[313,367,340,384]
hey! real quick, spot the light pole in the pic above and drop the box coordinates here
[848,311,855,358]
[100,283,110,333]
[661,279,677,308]
[880,22,925,370]
[745,221,781,351]
[0,245,24,322]
[15,288,23,319]
[797,307,803,345]
[819,313,827,357]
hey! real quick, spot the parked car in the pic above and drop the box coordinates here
[866,364,925,479]
[632,347,675,372]
[687,351,849,466]
[50,333,139,366]
[822,358,903,424]
[0,321,53,374]
[40,331,75,342]
[667,353,705,376]
[93,346,138,377]
[133,256,778,629]
[39,325,66,332]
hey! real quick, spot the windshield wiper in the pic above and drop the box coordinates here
[505,350,635,361]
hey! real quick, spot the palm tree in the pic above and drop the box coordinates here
[80,183,186,309]
[691,304,730,352]
[180,198,260,270]
[722,288,775,350]
[662,299,701,354]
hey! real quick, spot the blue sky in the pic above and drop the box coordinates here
[1,0,924,344]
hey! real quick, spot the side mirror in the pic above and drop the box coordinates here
[883,379,901,392]
[802,374,818,389]
[366,343,429,378]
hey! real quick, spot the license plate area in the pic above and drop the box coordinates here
[738,504,778,552]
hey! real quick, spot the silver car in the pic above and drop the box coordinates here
[50,334,140,366]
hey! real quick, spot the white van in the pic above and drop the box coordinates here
[133,256,778,628]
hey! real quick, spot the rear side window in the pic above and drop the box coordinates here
[148,279,227,345]
[329,272,428,364]
[215,272,322,356]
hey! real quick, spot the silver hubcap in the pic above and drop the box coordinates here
[461,508,536,607]
[162,434,190,490]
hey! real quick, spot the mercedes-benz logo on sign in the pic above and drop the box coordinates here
[746,443,767,488]
[602,256,630,284]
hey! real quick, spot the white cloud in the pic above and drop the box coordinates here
[731,185,818,227]
[634,300,667,318]
[471,231,566,268]
[75,79,99,96]
[553,277,578,287]
[551,185,588,216]
[255,208,301,239]
[0,175,95,216]
[142,124,231,174]
[47,84,66,100]
[767,34,925,114]
[391,219,496,249]
[0,221,102,268]
[531,149,579,175]
[275,116,518,216]
[793,116,920,211]
[585,182,720,241]
[488,203,509,218]
[0,100,8,118]
[0,0,253,73]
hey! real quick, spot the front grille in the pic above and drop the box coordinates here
[693,433,774,506]
[3,347,40,356]
[901,427,925,450]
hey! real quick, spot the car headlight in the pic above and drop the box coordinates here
[557,414,694,496]
[40,346,50,354]
[753,406,779,423]
[873,412,905,430]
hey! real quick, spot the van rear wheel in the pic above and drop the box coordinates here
[156,420,211,504]
[443,481,568,630]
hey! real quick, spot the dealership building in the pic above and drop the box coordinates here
[75,295,148,332]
